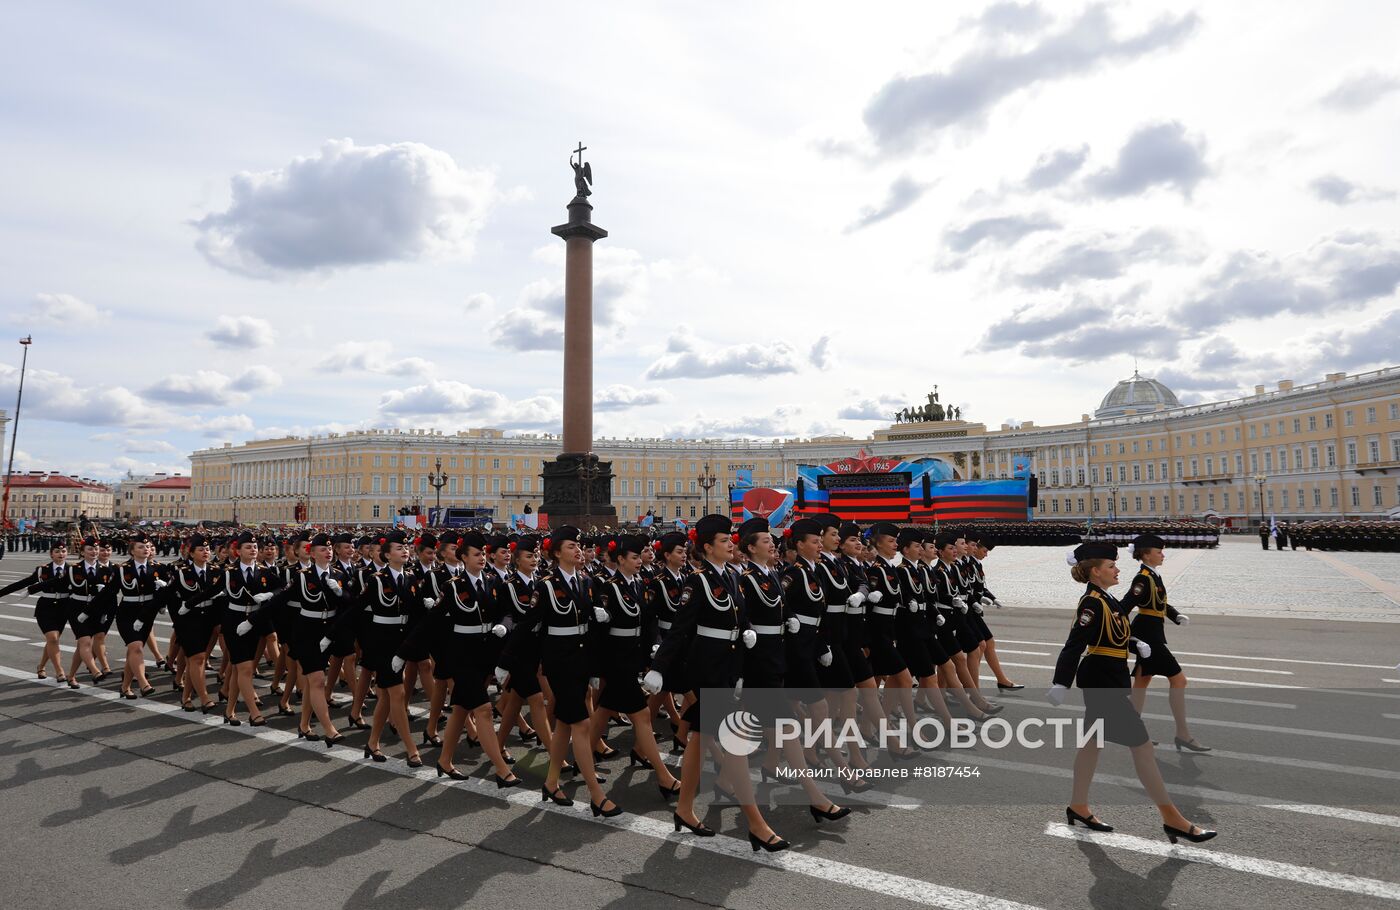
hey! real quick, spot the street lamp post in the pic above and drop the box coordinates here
[1108,484,1119,522]
[697,464,717,516]
[1253,473,1266,528]
[428,457,448,522]
[1,336,34,530]
[231,496,240,525]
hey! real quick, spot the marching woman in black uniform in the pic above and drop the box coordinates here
[268,532,345,743]
[644,514,788,851]
[92,538,118,676]
[330,530,424,766]
[963,534,1022,692]
[493,535,551,750]
[836,523,886,743]
[102,531,171,699]
[505,525,619,815]
[63,536,110,687]
[1123,533,1209,752]
[739,517,854,819]
[930,533,1001,718]
[220,531,281,724]
[811,514,874,781]
[644,532,693,752]
[164,533,223,712]
[421,531,461,746]
[586,534,681,799]
[403,534,441,703]
[863,523,920,757]
[1050,542,1217,844]
[0,538,70,682]
[405,531,518,784]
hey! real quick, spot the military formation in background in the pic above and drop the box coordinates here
[1286,520,1400,552]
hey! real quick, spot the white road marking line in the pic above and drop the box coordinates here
[0,665,1041,910]
[995,638,1396,670]
[30,642,76,653]
[1016,700,1400,746]
[1176,663,1293,676]
[1383,714,1400,721]
[1141,690,1295,710]
[1384,679,1400,685]
[1153,744,1400,781]
[1043,823,1400,900]
[0,633,28,643]
[990,649,1051,657]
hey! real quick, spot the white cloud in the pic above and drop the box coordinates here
[192,138,498,278]
[1318,69,1400,111]
[378,379,560,429]
[809,336,834,369]
[206,315,276,349]
[143,366,283,406]
[28,293,110,327]
[0,363,168,428]
[837,394,906,420]
[645,326,805,380]
[314,341,433,376]
[594,384,672,412]
[192,413,256,439]
[1082,122,1210,199]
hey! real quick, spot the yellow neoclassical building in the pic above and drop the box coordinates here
[188,366,1400,526]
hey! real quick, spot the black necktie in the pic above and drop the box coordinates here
[245,567,253,584]
[476,579,486,601]
[571,576,582,603]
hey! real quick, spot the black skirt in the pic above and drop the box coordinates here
[35,598,67,634]
[543,646,591,725]
[1077,658,1148,748]
[173,609,215,657]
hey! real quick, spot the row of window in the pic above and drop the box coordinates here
[1040,481,1399,514]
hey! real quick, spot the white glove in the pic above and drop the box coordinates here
[325,578,342,594]
[593,606,610,623]
[1135,641,1152,659]
[494,666,509,685]
[979,597,994,608]
[818,647,833,667]
[133,619,144,632]
[641,670,663,695]
[177,605,189,616]
[319,636,331,652]
[650,643,659,658]
[77,612,89,623]
[935,613,946,626]
[742,629,757,649]
[589,677,600,689]
[785,616,800,633]
[734,677,744,699]
[423,597,437,608]
[1176,614,1189,625]
[95,584,105,592]
[973,603,983,615]
[391,655,405,673]
[490,623,507,638]
[867,590,883,604]
[991,597,1002,609]
[236,620,252,636]
[1047,684,1069,706]
[953,597,968,614]
[251,592,274,603]
[846,592,865,608]
[153,578,168,590]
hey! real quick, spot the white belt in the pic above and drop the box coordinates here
[547,624,588,636]
[452,623,488,634]
[795,614,820,626]
[67,594,93,603]
[608,627,641,638]
[124,594,152,603]
[192,599,216,610]
[696,626,738,641]
[751,624,784,636]
[657,619,672,630]
[300,607,336,620]
[825,603,845,613]
[372,614,407,625]
[870,605,897,616]
[845,604,864,615]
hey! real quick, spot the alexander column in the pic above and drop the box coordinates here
[540,142,617,528]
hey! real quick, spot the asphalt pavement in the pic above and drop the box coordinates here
[2,544,1398,910]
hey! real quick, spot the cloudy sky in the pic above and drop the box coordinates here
[2,1,1398,480]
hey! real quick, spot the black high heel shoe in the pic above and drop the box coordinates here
[628,749,652,769]
[518,729,540,745]
[347,715,370,730]
[223,714,241,726]
[421,730,442,748]
[811,803,852,823]
[323,734,345,748]
[181,701,196,712]
[1066,807,1113,832]
[495,774,522,789]
[249,716,267,727]
[748,831,791,853]
[140,685,156,697]
[658,780,681,800]
[590,798,623,818]
[997,682,1025,692]
[297,727,321,741]
[406,755,423,769]
[1164,823,1217,844]
[201,702,219,714]
[363,746,386,763]
[275,705,295,717]
[540,784,573,806]
[1174,736,1212,753]
[593,747,619,763]
[673,812,715,836]
[670,735,687,754]
[837,775,873,794]
[68,679,81,690]
[465,735,480,749]
[436,763,467,780]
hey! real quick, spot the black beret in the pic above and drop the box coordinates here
[188,533,210,549]
[332,532,354,546]
[657,531,687,553]
[234,530,256,546]
[616,534,647,557]
[869,522,900,540]
[838,522,863,542]
[736,516,770,540]
[1131,533,1165,554]
[515,534,539,552]
[309,532,332,548]
[694,514,731,543]
[789,518,823,539]
[458,531,486,551]
[897,528,923,549]
[416,532,438,550]
[812,512,841,530]
[130,531,151,543]
[553,525,582,544]
[1073,542,1118,562]
[934,531,958,549]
